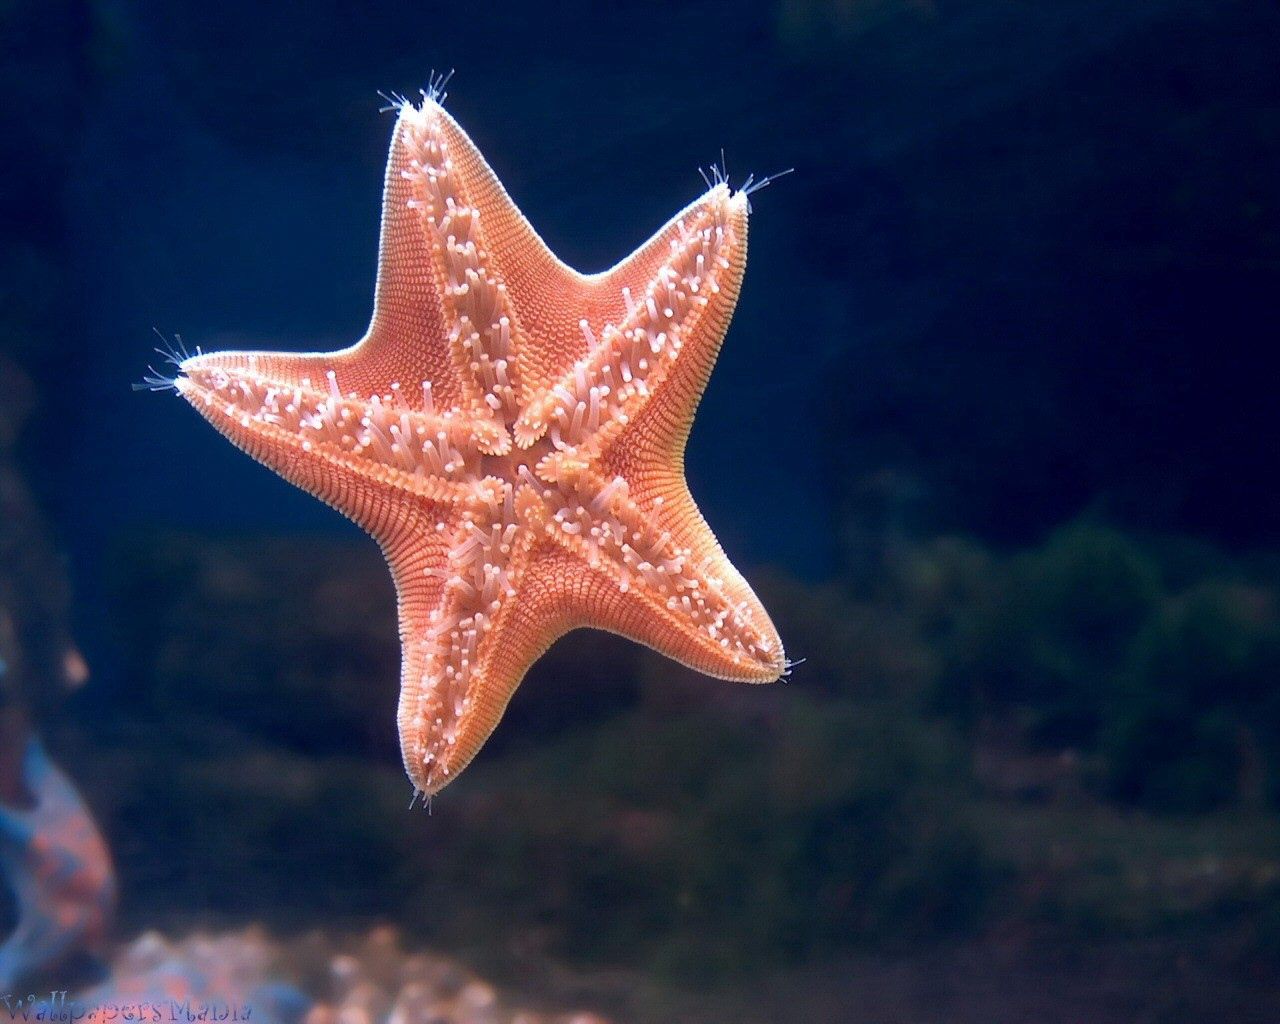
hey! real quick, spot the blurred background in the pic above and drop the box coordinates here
[2,1,1279,1021]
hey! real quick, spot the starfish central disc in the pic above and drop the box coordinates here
[171,94,785,796]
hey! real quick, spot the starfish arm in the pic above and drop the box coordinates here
[420,100,597,399]
[388,103,532,448]
[597,193,748,473]
[581,185,748,347]
[525,470,784,682]
[396,503,577,794]
[513,186,749,463]
[575,556,783,682]
[338,105,475,414]
[175,363,481,521]
[615,480,784,680]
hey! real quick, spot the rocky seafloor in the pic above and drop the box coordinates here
[78,926,609,1024]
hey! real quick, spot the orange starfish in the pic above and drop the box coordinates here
[170,87,786,796]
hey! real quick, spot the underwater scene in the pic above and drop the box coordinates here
[2,2,1279,1022]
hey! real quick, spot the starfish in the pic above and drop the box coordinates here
[168,88,786,796]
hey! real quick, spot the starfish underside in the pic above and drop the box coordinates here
[174,95,785,795]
